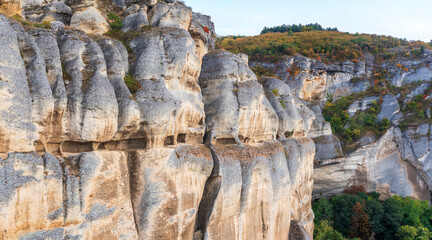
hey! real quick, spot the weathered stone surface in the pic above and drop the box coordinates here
[0,16,37,154]
[200,50,278,144]
[195,142,293,240]
[347,96,379,117]
[149,1,192,31]
[70,7,110,34]
[130,27,204,148]
[98,39,140,140]
[129,145,213,239]
[37,2,73,23]
[262,77,319,138]
[0,151,140,239]
[313,134,343,162]
[58,32,119,142]
[313,128,431,201]
[377,94,400,121]
[188,12,216,62]
[251,55,371,103]
[281,138,315,237]
[0,5,318,240]
[121,10,149,32]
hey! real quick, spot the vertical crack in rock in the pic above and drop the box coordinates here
[126,151,141,236]
[194,141,222,240]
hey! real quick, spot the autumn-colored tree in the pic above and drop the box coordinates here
[349,202,371,240]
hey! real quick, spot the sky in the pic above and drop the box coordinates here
[185,0,432,42]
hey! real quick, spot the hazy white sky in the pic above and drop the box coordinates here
[186,0,432,42]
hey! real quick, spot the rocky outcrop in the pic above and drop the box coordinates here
[314,127,431,201]
[199,51,278,144]
[0,5,316,240]
[70,7,109,34]
[251,54,372,103]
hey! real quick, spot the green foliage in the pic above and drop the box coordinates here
[124,74,140,94]
[279,99,286,108]
[365,198,385,236]
[313,193,432,240]
[313,198,334,223]
[380,197,403,239]
[261,23,338,34]
[314,220,345,240]
[397,225,432,240]
[11,15,51,29]
[271,88,280,97]
[107,13,122,29]
[397,225,418,240]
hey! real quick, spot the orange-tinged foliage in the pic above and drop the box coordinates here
[217,31,430,63]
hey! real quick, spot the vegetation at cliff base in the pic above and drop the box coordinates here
[313,188,432,240]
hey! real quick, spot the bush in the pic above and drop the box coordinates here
[107,13,122,29]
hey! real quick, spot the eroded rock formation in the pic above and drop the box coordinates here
[0,2,316,239]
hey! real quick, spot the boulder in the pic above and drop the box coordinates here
[70,7,110,34]
[148,1,192,30]
[377,94,399,121]
[121,10,149,32]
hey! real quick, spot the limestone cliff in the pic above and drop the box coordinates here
[0,1,317,239]
[251,50,432,202]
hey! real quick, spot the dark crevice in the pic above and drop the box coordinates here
[194,144,222,239]
[126,151,141,238]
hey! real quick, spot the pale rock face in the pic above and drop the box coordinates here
[70,7,110,34]
[58,31,119,142]
[188,12,216,62]
[262,77,318,138]
[98,39,141,140]
[200,50,278,144]
[129,146,213,239]
[313,134,344,162]
[281,138,315,236]
[0,16,37,154]
[252,55,372,103]
[389,56,432,86]
[149,2,192,31]
[12,23,56,145]
[121,10,149,32]
[0,152,137,239]
[130,28,205,148]
[32,29,68,143]
[0,6,317,240]
[307,104,332,138]
[313,127,431,201]
[29,2,73,24]
[195,142,292,240]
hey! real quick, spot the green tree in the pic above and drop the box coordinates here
[330,194,363,236]
[313,198,334,223]
[314,220,345,240]
[380,197,403,240]
[366,198,385,236]
[416,225,432,240]
[397,225,418,240]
